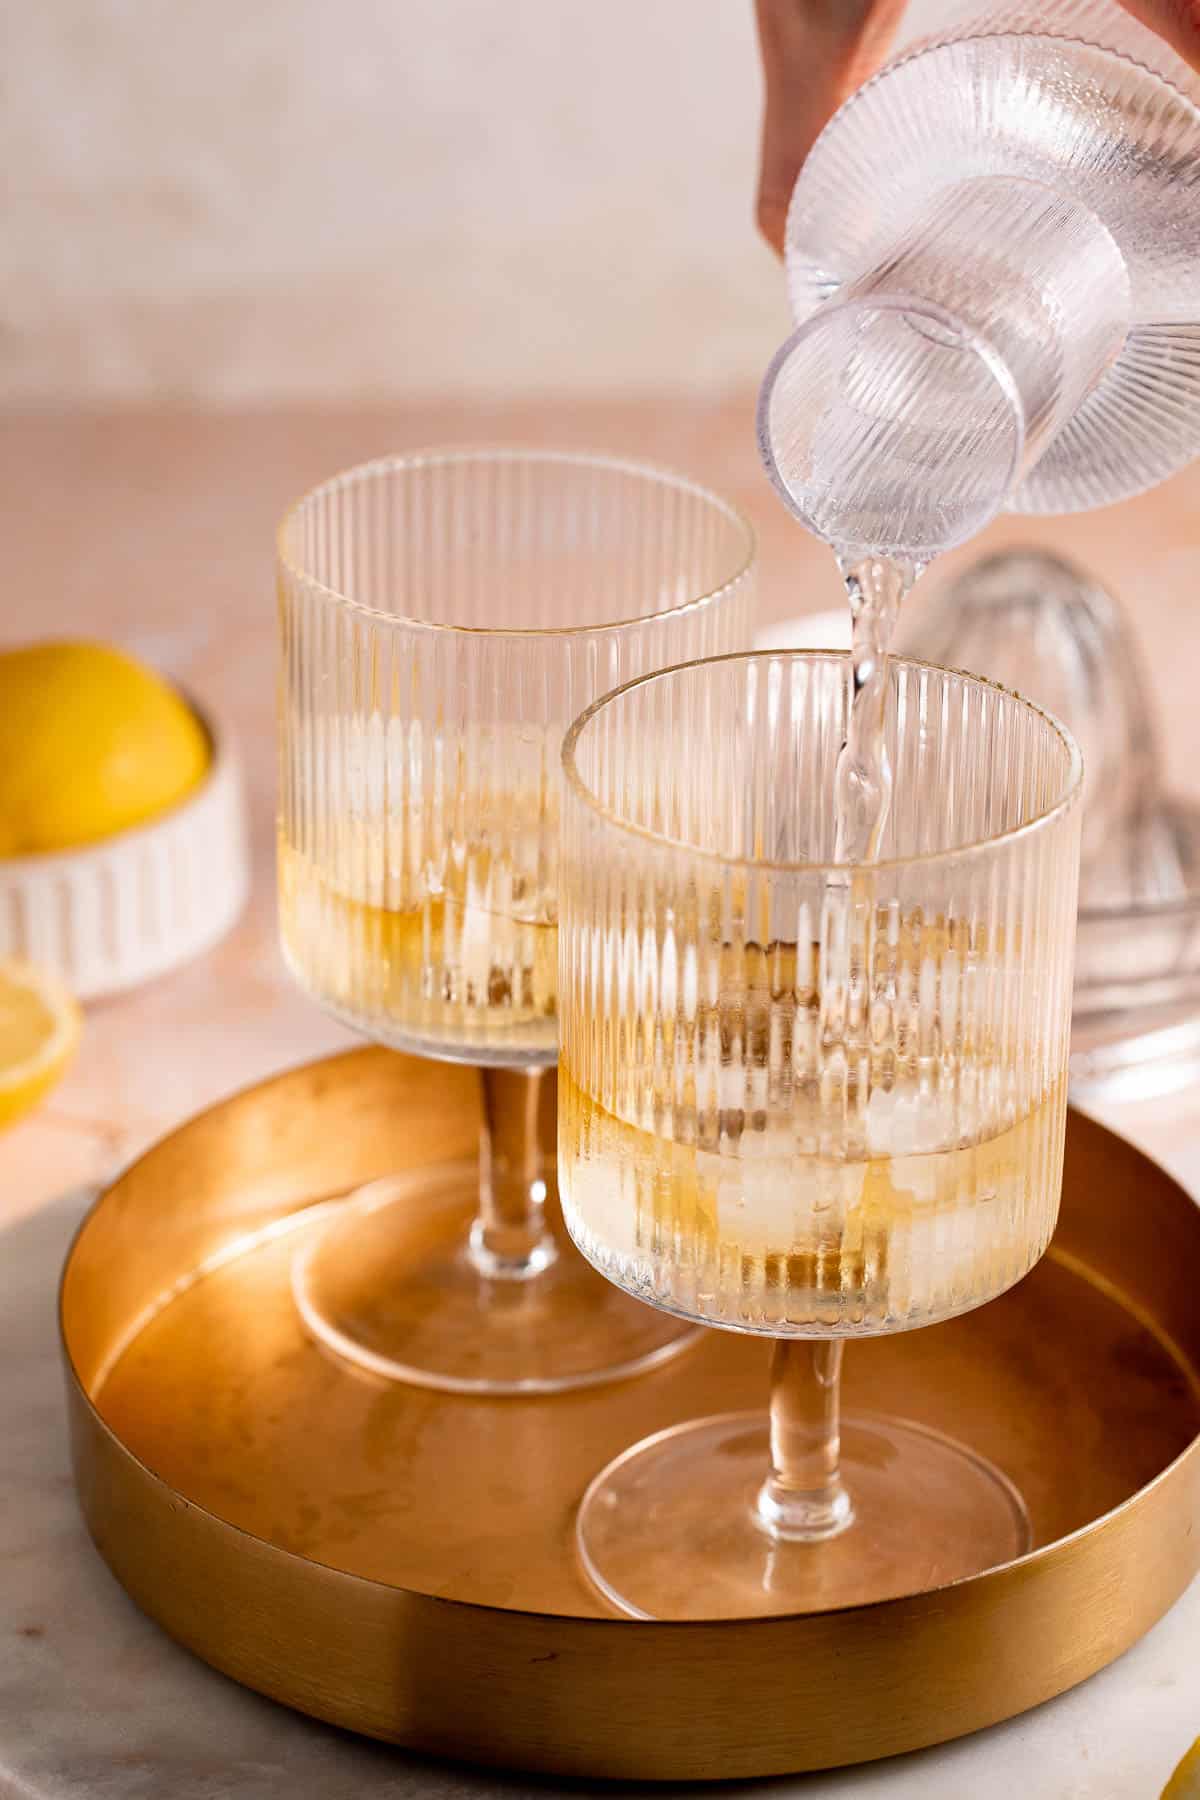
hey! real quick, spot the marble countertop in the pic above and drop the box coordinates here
[3,402,1200,1797]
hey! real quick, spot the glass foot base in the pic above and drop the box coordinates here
[577,1410,1031,1619]
[292,1164,696,1396]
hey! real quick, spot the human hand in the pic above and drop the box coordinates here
[754,0,1200,253]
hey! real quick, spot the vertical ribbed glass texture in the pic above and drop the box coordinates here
[560,653,1082,1334]
[278,451,754,1067]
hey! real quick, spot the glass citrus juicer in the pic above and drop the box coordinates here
[276,449,753,1394]
[905,548,1200,1104]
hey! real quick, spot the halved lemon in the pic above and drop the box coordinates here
[0,960,81,1130]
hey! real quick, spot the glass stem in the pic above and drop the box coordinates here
[756,1340,855,1541]
[468,1067,559,1282]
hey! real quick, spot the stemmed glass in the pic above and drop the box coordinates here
[277,450,753,1394]
[559,650,1082,1615]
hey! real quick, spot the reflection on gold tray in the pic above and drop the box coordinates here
[61,1047,1200,1781]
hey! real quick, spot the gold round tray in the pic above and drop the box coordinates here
[61,1047,1200,1781]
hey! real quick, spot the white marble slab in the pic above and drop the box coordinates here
[5,1191,1200,1800]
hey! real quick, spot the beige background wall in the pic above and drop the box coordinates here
[4,0,801,404]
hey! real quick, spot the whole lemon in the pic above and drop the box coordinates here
[0,641,211,856]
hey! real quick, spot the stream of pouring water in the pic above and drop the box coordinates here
[833,554,919,863]
[820,554,922,1148]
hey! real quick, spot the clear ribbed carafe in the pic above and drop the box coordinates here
[758,1,1200,559]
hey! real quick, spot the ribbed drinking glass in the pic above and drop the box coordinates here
[560,651,1081,1614]
[278,449,753,1393]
